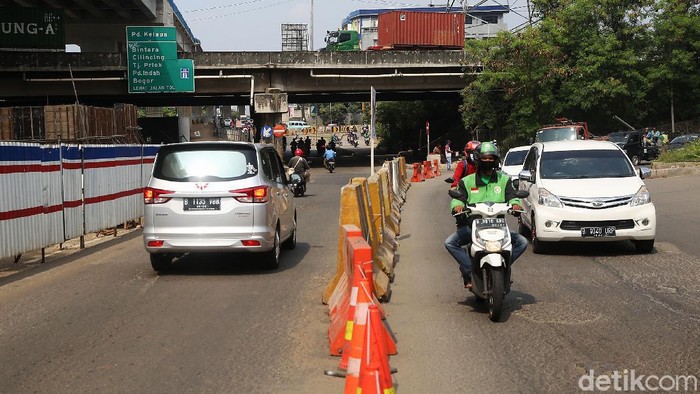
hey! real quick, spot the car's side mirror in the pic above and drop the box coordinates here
[518,169,534,183]
[515,190,529,199]
[639,167,652,179]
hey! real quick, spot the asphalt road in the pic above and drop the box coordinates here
[0,156,697,393]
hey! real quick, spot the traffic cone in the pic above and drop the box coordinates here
[422,160,434,179]
[433,159,441,176]
[410,163,424,182]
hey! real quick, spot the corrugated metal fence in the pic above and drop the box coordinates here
[0,142,160,259]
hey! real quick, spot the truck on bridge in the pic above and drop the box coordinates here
[324,11,465,51]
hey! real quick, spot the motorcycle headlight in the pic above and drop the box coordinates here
[484,240,503,253]
[630,185,651,207]
[538,187,563,208]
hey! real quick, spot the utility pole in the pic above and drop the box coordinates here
[310,0,314,51]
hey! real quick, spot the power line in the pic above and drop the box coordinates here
[181,0,273,13]
[187,0,296,22]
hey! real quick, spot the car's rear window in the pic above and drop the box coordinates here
[540,149,635,179]
[153,145,259,182]
[504,150,528,166]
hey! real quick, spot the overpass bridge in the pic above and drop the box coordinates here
[0,50,478,106]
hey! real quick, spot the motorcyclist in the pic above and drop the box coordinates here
[449,140,480,188]
[444,142,528,289]
[323,147,337,169]
[288,148,310,184]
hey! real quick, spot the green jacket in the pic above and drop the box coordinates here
[450,170,520,212]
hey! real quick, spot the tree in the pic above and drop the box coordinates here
[460,0,700,142]
[645,0,700,127]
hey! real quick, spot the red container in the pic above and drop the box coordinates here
[377,11,465,49]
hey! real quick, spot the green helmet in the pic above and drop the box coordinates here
[475,141,500,162]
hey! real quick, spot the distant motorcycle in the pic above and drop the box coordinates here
[287,168,306,197]
[326,158,336,173]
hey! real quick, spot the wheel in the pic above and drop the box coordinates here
[530,215,548,254]
[282,213,297,250]
[634,239,654,253]
[488,268,505,322]
[630,155,640,166]
[150,253,172,272]
[264,227,281,270]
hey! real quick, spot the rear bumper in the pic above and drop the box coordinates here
[143,228,275,254]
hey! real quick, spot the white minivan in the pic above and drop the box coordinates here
[517,140,655,254]
[286,120,309,134]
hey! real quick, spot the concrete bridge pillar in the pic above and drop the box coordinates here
[252,89,288,159]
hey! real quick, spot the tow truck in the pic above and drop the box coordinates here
[534,118,592,142]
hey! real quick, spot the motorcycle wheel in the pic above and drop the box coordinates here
[488,268,505,322]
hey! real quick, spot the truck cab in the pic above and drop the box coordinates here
[535,118,591,143]
[323,30,360,51]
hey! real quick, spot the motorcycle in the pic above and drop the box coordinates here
[325,158,336,173]
[287,168,306,197]
[347,133,359,147]
[448,188,529,321]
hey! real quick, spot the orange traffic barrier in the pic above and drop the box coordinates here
[423,160,435,179]
[328,233,369,356]
[433,159,441,176]
[410,163,424,182]
[343,277,372,394]
[357,304,395,394]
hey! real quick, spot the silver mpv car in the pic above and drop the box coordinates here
[143,142,297,271]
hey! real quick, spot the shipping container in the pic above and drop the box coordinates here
[377,11,465,49]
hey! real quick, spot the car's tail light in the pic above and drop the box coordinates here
[230,186,269,203]
[147,240,164,247]
[241,240,261,246]
[144,187,173,204]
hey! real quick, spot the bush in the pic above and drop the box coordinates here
[657,139,700,162]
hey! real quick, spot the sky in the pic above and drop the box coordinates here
[173,0,530,51]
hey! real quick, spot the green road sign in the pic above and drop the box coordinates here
[126,26,195,94]
[129,59,194,93]
[126,26,177,42]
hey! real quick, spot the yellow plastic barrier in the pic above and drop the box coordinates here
[322,182,391,304]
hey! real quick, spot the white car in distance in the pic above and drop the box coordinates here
[501,145,530,180]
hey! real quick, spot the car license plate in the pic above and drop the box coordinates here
[183,197,220,211]
[581,226,616,237]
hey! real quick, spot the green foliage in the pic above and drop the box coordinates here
[315,102,363,125]
[461,0,700,142]
[657,139,700,162]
